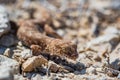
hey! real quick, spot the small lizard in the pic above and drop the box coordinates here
[17,20,78,60]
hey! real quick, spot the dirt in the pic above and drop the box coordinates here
[0,0,120,80]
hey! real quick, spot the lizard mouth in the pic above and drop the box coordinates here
[66,53,78,60]
[71,53,78,60]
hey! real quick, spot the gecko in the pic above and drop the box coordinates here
[17,20,78,60]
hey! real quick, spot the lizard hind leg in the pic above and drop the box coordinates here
[30,44,42,56]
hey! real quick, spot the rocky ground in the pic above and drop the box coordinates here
[0,0,120,80]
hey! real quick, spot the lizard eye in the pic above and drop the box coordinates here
[72,44,77,49]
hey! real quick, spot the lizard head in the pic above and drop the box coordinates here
[55,41,78,60]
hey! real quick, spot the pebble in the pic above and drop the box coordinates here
[3,48,11,57]
[57,29,65,37]
[48,61,68,73]
[86,66,96,74]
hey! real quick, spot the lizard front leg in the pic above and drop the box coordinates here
[30,44,42,56]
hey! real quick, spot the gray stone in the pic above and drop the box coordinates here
[0,5,10,37]
[110,44,120,70]
[117,73,120,79]
[31,74,43,80]
[56,29,65,36]
[21,49,32,60]
[87,34,120,47]
[13,48,32,60]
[0,67,14,80]
[104,27,120,35]
[0,55,19,74]
[14,74,25,80]
[3,48,11,57]
[0,34,18,47]
[89,0,120,10]
[0,46,6,54]
[86,66,96,74]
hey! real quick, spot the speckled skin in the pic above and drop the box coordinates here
[17,21,78,60]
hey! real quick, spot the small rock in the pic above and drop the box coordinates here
[22,55,48,72]
[86,66,96,74]
[13,48,32,63]
[57,29,65,37]
[62,77,71,80]
[14,49,32,59]
[48,61,68,73]
[106,68,119,77]
[63,66,74,72]
[80,16,89,28]
[23,72,35,79]
[21,49,32,60]
[74,71,81,75]
[3,48,11,57]
[78,28,89,37]
[96,68,103,72]
[18,41,23,47]
[52,19,62,28]
[74,62,85,71]
[79,69,86,74]
[93,55,101,61]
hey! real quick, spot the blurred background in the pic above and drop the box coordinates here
[0,0,120,80]
[0,0,119,47]
[0,0,119,43]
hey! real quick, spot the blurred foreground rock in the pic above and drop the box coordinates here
[0,55,19,74]
[0,67,14,80]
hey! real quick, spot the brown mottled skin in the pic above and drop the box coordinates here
[17,21,78,60]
